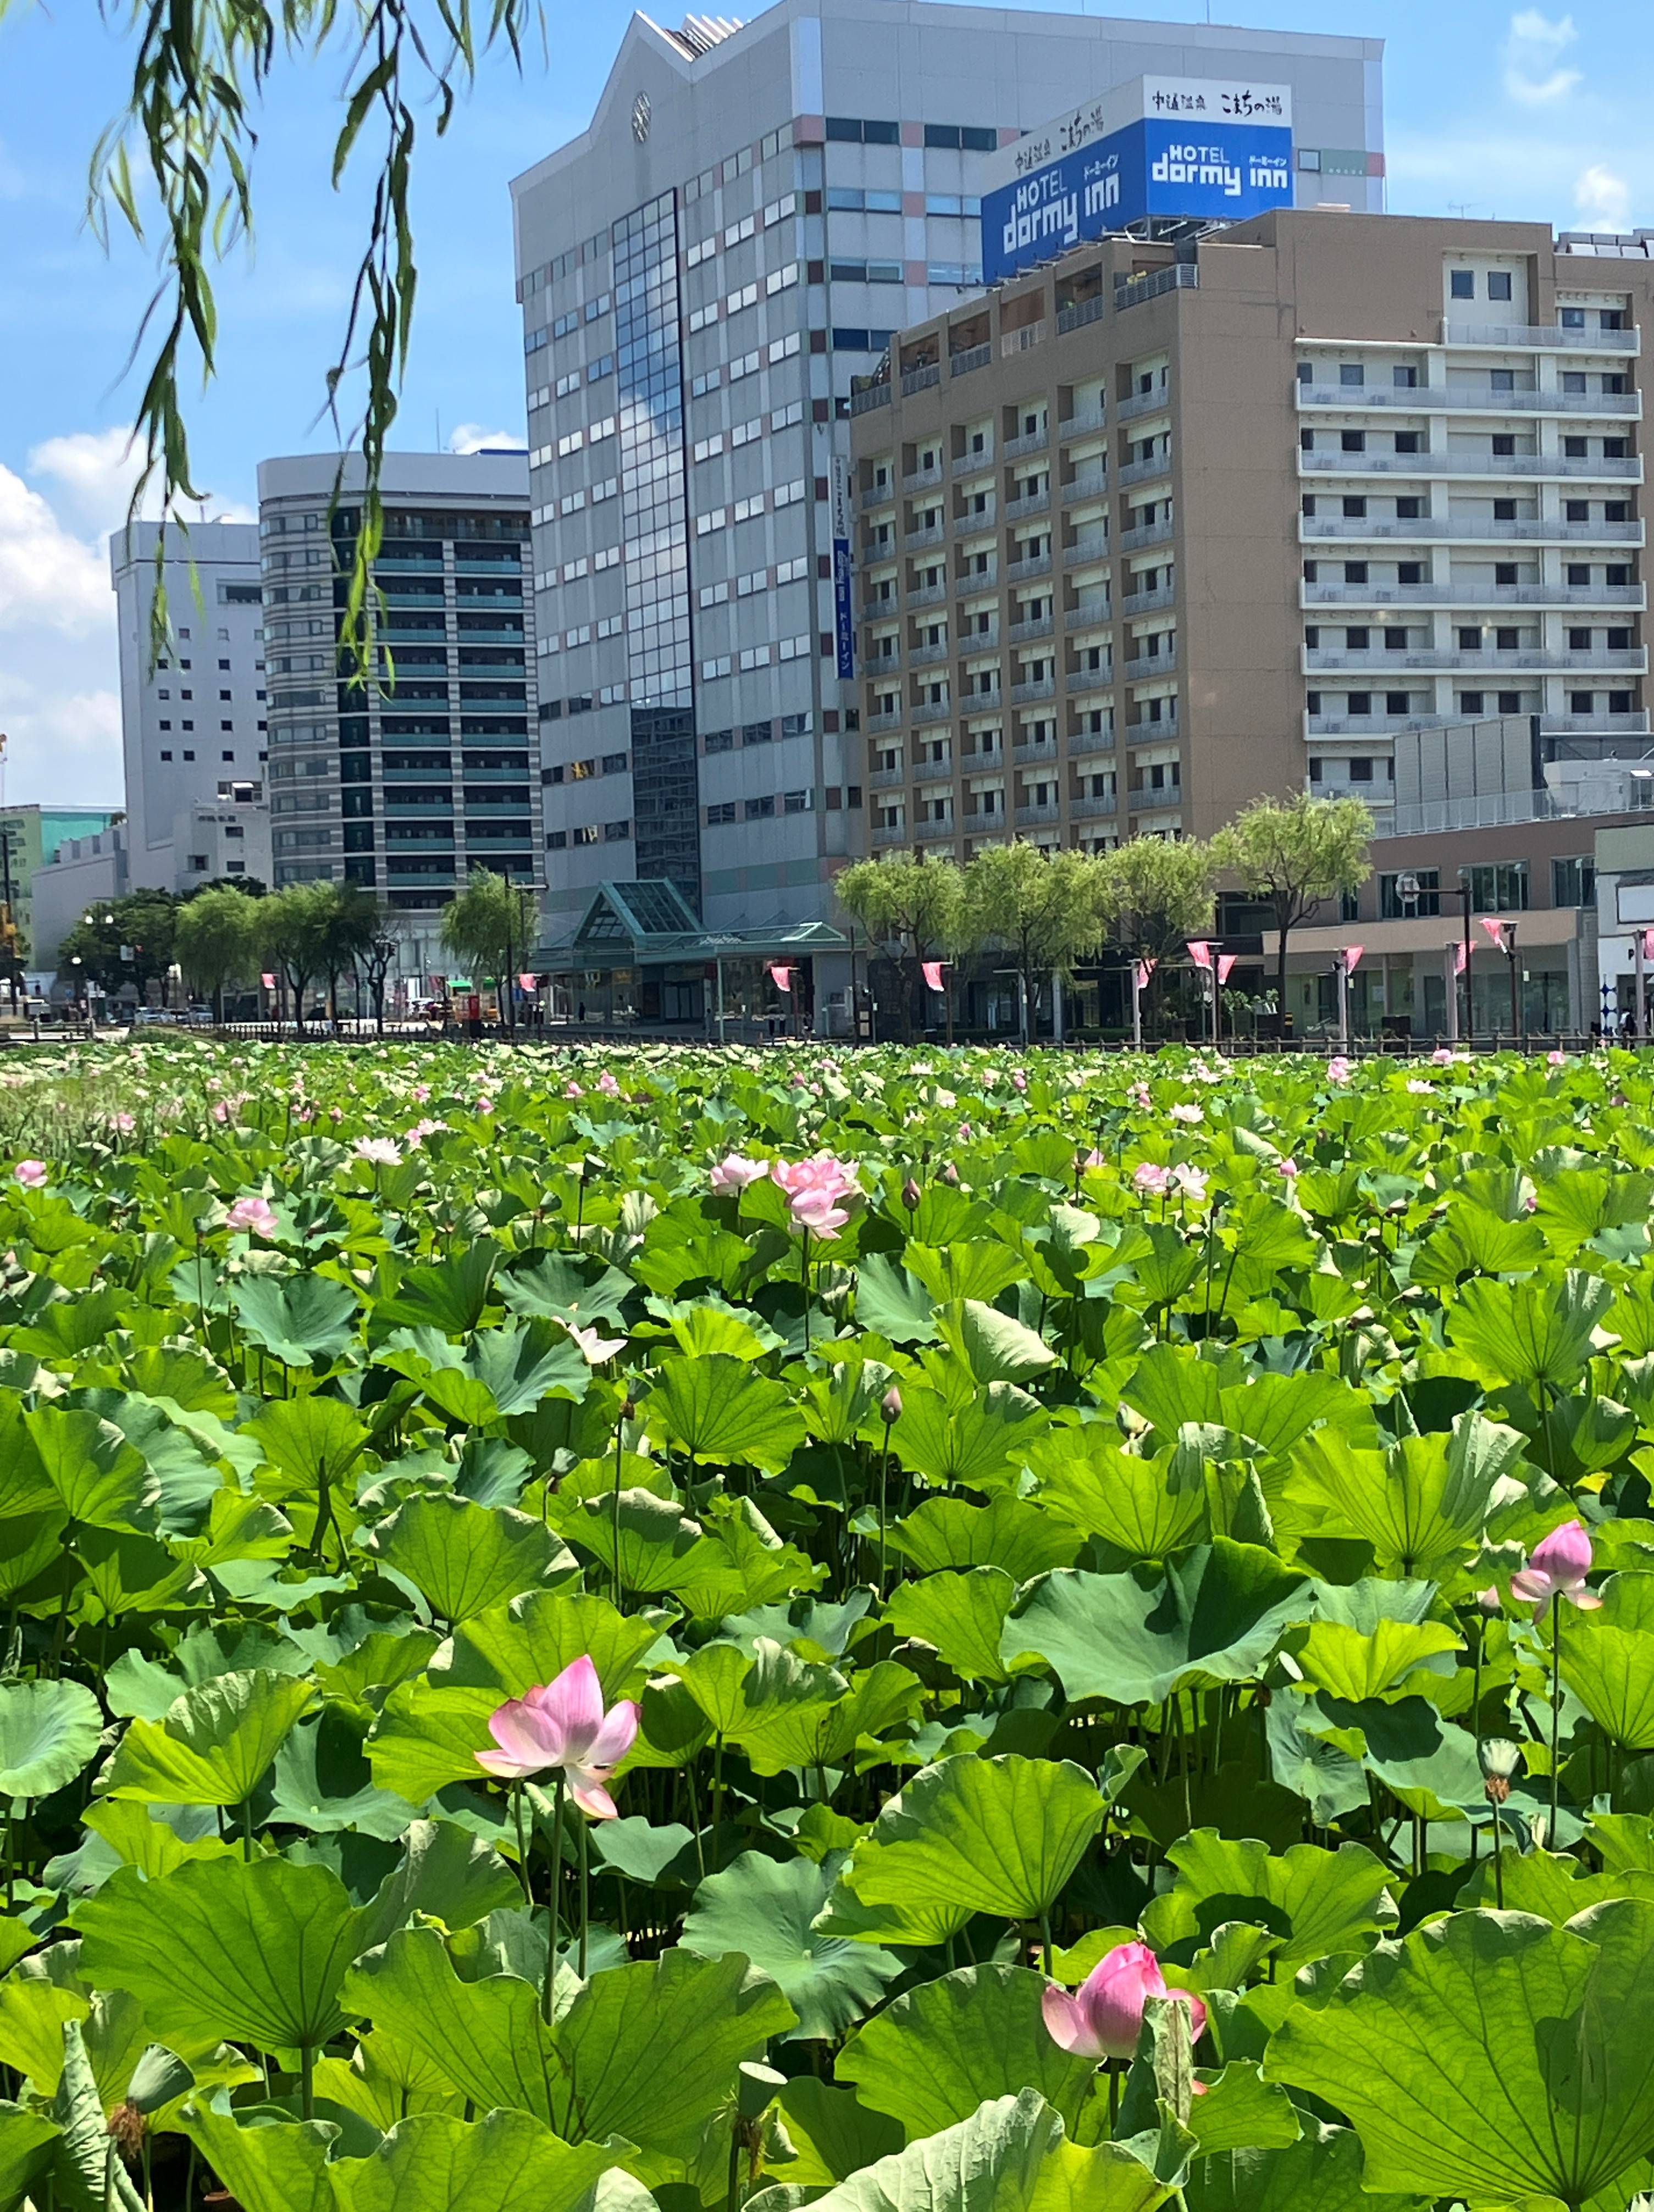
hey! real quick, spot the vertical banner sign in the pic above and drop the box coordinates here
[831,456,855,682]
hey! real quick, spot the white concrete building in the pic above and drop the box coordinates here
[110,521,268,886]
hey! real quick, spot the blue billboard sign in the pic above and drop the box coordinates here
[981,79,1293,285]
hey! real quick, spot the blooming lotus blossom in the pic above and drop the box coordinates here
[1171,1163,1209,1201]
[1327,1057,1352,1084]
[1078,1148,1107,1171]
[563,1080,585,1100]
[1133,1162,1171,1198]
[1547,1050,1566,1066]
[225,1195,279,1238]
[475,1096,496,1116]
[1406,1079,1432,1094]
[957,1122,972,1142]
[1476,1585,1502,1614]
[475,1655,639,1817]
[12,1161,46,1189]
[772,1153,860,1238]
[212,1101,231,1125]
[597,1072,621,1097]
[1169,1102,1203,1126]
[1011,1070,1028,1094]
[1431,1047,1456,1067]
[1130,1083,1152,1111]
[710,1154,768,1195]
[1512,1520,1601,1612]
[110,1112,136,1134]
[1275,1157,1299,1180]
[354,1137,403,1168]
[412,1084,432,1104]
[406,1118,447,1149]
[1042,1942,1208,2063]
[567,1321,627,1364]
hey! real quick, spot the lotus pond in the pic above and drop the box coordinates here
[5,1038,1654,2211]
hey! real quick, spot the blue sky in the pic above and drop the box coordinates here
[0,0,1649,801]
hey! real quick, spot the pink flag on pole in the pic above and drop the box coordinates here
[921,960,946,992]
[1216,953,1238,985]
[1480,916,1505,945]
[1453,941,1468,975]
[1344,945,1364,974]
[1134,957,1158,992]
[768,963,793,991]
[1186,940,1213,969]
[519,973,538,992]
[260,972,276,990]
[1641,929,1654,962]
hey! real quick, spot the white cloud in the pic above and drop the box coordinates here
[1502,10,1581,105]
[28,428,254,539]
[1575,162,1631,230]
[447,423,523,455]
[0,464,110,637]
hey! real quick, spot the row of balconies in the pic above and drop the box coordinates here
[1302,580,1646,608]
[1297,384,1640,418]
[1303,647,1647,673]
[1300,515,1644,544]
[1301,450,1642,481]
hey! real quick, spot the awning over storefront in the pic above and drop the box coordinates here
[539,882,849,973]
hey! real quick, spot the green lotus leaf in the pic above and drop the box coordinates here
[750,2088,1173,2212]
[51,2019,144,2212]
[1559,1571,1654,1748]
[886,1568,1017,1681]
[328,2109,629,2212]
[1002,1542,1313,1706]
[645,1356,807,1471]
[76,1854,367,2058]
[437,1588,663,1703]
[244,1397,373,1504]
[904,1244,1028,1309]
[0,2101,60,2212]
[0,1677,103,1800]
[1182,2123,1427,2212]
[101,1669,318,1808]
[366,1681,500,1802]
[887,1494,1081,1581]
[1182,2063,1300,2160]
[678,1639,844,1742]
[768,2078,903,2188]
[26,1406,157,1529]
[269,1706,425,1838]
[681,1850,900,2041]
[853,1257,940,1345]
[888,1383,1048,1491]
[179,2095,338,2212]
[838,1964,1108,2144]
[935,1301,1058,1385]
[1447,1269,1614,1392]
[343,1927,795,2152]
[834,1755,1104,1930]
[373,1246,499,1336]
[1265,1899,1654,2207]
[368,1495,574,1624]
[0,1509,69,1599]
[234,1273,361,1366]
[1142,1832,1396,1970]
[1281,1415,1536,1580]
[735,1660,923,1779]
[1288,1621,1462,1703]
[496,1251,634,1328]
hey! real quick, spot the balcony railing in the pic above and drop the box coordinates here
[904,525,945,551]
[1006,552,1053,581]
[1063,468,1109,503]
[1120,584,1175,616]
[913,757,954,783]
[1061,406,1108,439]
[1011,677,1056,702]
[1301,450,1642,481]
[1005,426,1050,458]
[850,385,892,416]
[900,362,942,396]
[1121,518,1175,551]
[871,819,907,843]
[1068,597,1113,627]
[1055,296,1105,336]
[1298,384,1640,416]
[1064,538,1109,566]
[1119,451,1174,486]
[1069,791,1118,818]
[1301,516,1645,544]
[1375,779,1654,839]
[1303,581,1646,608]
[1006,489,1051,520]
[902,464,944,493]
[1009,614,1054,642]
[910,698,952,724]
[1068,724,1116,755]
[1305,648,1647,673]
[1066,666,1114,693]
[1444,320,1639,353]
[1117,386,1171,422]
[1115,263,1197,311]
[950,343,991,377]
[1016,801,1061,825]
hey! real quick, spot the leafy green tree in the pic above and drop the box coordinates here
[1213,792,1373,1019]
[173,886,263,1021]
[259,882,339,1036]
[319,884,388,1026]
[835,856,967,1041]
[1093,837,1216,1032]
[961,844,1102,1040]
[55,891,178,999]
[440,870,540,1035]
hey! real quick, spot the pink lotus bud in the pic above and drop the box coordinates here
[881,1386,903,1425]
[1511,1519,1601,1612]
[1041,1941,1207,2063]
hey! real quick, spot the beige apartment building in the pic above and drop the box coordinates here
[847,209,1654,860]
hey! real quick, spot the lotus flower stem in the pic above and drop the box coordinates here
[542,1771,566,2023]
[801,1227,811,1352]
[1549,1599,1563,1850]
[301,2043,315,2124]
[612,1414,627,1607]
[511,1779,533,1906]
[578,1813,590,1979]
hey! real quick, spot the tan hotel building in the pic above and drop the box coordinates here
[846,209,1654,863]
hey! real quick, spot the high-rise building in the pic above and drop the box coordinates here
[256,451,539,980]
[848,210,1650,852]
[109,520,267,886]
[512,0,1384,959]
[0,805,124,972]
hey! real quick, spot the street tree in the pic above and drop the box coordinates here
[961,842,1103,1040]
[835,855,967,1040]
[439,870,540,1034]
[1093,837,1218,1032]
[260,882,339,1035]
[173,886,262,1021]
[55,891,179,1002]
[1212,792,1373,1020]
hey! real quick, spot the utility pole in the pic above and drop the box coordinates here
[500,864,514,1041]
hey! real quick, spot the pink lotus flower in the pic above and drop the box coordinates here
[1476,1585,1502,1613]
[1130,1084,1152,1111]
[1011,1070,1028,1094]
[225,1195,279,1238]
[330,1107,345,1124]
[353,1137,402,1168]
[475,1655,639,1818]
[212,1101,231,1125]
[1511,1520,1602,1612]
[772,1153,860,1239]
[1431,1047,1456,1067]
[1275,1157,1299,1179]
[1169,1101,1203,1126]
[12,1161,46,1189]
[1327,1057,1352,1084]
[957,1121,972,1141]
[110,1112,136,1134]
[412,1084,432,1105]
[1133,1162,1171,1198]
[406,1117,447,1149]
[1042,1942,1208,2063]
[563,1080,585,1100]
[566,1321,627,1364]
[1547,1050,1566,1067]
[710,1154,768,1195]
[597,1072,621,1097]
[1079,1148,1106,1170]
[475,1096,496,1116]
[1171,1163,1208,1202]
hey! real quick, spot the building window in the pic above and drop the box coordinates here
[1487,271,1512,301]
[1467,861,1529,912]
[706,802,735,825]
[745,795,776,819]
[1450,270,1475,298]
[1381,868,1440,918]
[1553,855,1596,907]
[573,825,598,845]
